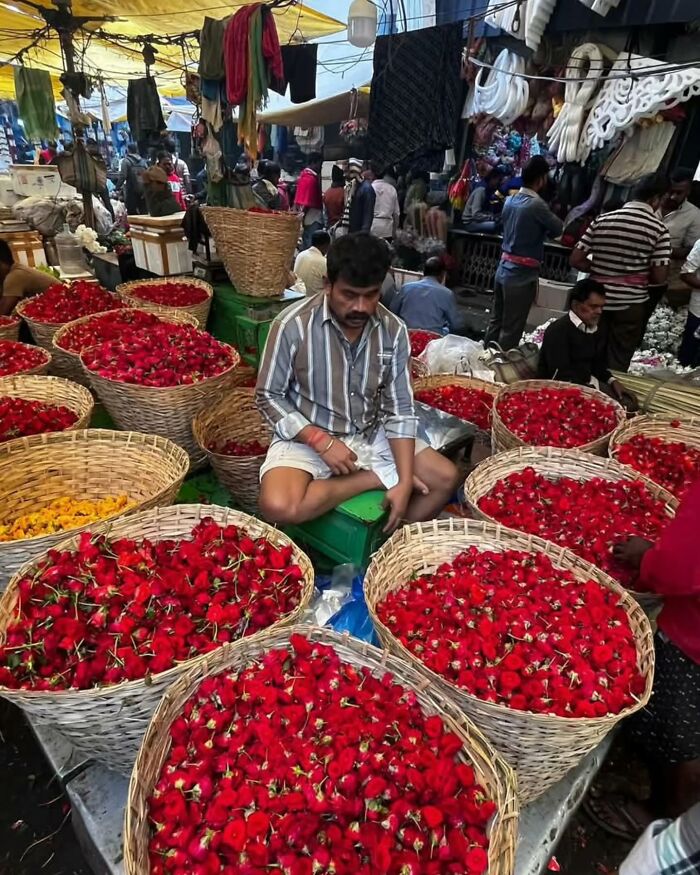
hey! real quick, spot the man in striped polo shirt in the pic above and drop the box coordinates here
[255,233,459,533]
[570,173,671,371]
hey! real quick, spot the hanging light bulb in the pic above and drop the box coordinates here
[347,0,378,48]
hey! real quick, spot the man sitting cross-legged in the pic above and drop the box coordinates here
[255,233,459,533]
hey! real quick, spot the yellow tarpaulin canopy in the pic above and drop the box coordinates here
[0,1,344,99]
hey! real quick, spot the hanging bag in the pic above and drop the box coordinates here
[448,160,472,211]
[56,140,107,194]
[481,342,540,384]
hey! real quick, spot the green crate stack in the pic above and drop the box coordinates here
[285,490,389,569]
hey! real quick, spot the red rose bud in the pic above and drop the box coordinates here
[0,341,49,377]
[0,397,78,442]
[125,281,209,308]
[615,429,700,500]
[415,384,494,431]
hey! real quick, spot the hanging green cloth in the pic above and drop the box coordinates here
[14,67,57,141]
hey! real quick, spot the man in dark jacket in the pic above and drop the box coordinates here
[118,142,148,215]
[348,159,376,234]
[538,278,631,404]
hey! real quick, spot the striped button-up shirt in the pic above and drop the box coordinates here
[256,294,419,442]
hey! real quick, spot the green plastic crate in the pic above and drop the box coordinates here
[177,471,233,507]
[285,490,389,569]
[235,314,263,367]
[89,405,116,429]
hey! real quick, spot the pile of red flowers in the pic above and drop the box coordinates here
[21,281,120,324]
[0,519,305,691]
[415,384,494,431]
[409,330,440,358]
[0,397,77,442]
[211,438,269,457]
[478,468,670,586]
[148,634,496,875]
[81,323,236,387]
[0,315,20,328]
[615,426,700,499]
[0,341,49,377]
[126,281,209,308]
[377,549,644,719]
[57,309,163,354]
[496,386,619,448]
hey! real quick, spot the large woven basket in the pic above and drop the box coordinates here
[117,277,213,326]
[0,429,189,590]
[413,373,500,441]
[82,336,240,469]
[492,380,625,455]
[609,414,700,496]
[464,446,678,610]
[0,317,20,342]
[202,206,301,298]
[124,625,519,875]
[15,290,121,351]
[193,389,272,513]
[365,518,654,803]
[0,375,94,436]
[52,308,200,386]
[0,341,51,376]
[0,504,315,775]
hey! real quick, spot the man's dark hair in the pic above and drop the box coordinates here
[631,172,669,203]
[156,150,171,165]
[522,156,550,188]
[486,168,504,184]
[311,230,331,249]
[424,256,446,278]
[127,142,139,155]
[671,167,694,185]
[411,169,430,185]
[0,240,14,265]
[369,160,383,178]
[163,138,177,154]
[331,164,344,186]
[568,278,606,308]
[258,159,280,181]
[326,233,391,286]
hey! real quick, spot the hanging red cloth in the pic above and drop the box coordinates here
[225,3,260,106]
[261,7,284,86]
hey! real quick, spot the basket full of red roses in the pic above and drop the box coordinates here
[0,429,188,590]
[413,374,500,439]
[0,340,51,377]
[15,280,122,351]
[609,414,700,500]
[492,380,625,456]
[117,277,213,327]
[365,518,655,802]
[123,627,519,875]
[193,389,272,513]
[0,504,315,775]
[0,315,20,342]
[53,308,199,386]
[464,446,678,609]
[81,323,240,468]
[0,375,94,441]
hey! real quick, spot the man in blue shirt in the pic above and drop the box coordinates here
[392,257,458,335]
[485,156,563,350]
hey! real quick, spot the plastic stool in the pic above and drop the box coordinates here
[285,490,388,569]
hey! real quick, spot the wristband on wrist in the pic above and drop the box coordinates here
[304,427,330,452]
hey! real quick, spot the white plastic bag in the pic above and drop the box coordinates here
[417,334,496,382]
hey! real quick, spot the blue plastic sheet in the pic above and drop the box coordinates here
[327,572,380,647]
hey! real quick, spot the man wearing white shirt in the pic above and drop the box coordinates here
[679,239,700,367]
[293,230,330,297]
[368,162,400,241]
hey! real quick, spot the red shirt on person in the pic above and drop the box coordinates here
[639,478,700,663]
[167,173,186,210]
[295,167,322,211]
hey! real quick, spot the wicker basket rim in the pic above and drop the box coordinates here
[0,429,189,547]
[0,504,314,700]
[609,413,700,450]
[117,278,213,305]
[365,517,654,726]
[15,295,117,329]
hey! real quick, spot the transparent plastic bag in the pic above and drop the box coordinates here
[418,333,495,381]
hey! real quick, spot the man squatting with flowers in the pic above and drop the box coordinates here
[256,233,459,531]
